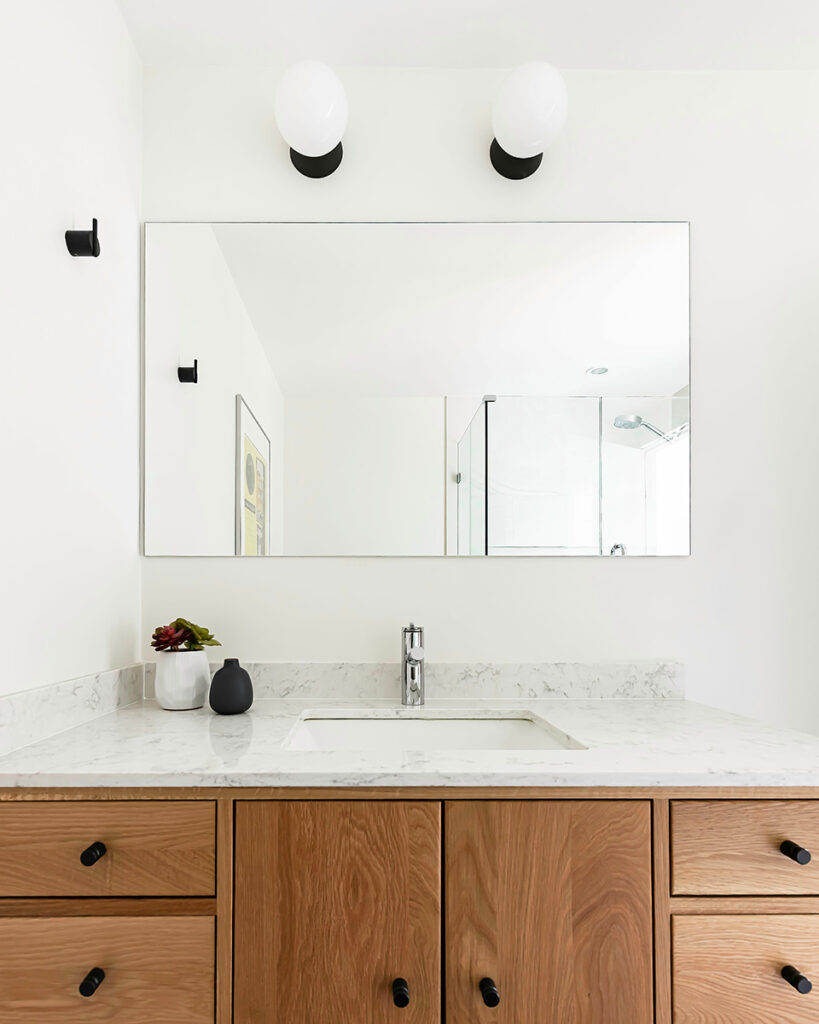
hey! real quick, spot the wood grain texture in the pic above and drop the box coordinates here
[673,914,819,1023]
[0,915,214,1023]
[671,896,819,914]
[445,800,653,1024]
[234,800,441,1024]
[653,799,672,1024]
[671,800,819,895]
[216,799,233,1024]
[0,801,215,897]
[0,898,215,916]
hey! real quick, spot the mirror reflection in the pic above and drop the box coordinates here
[144,222,689,556]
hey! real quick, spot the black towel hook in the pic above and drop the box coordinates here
[66,218,100,257]
[177,359,198,383]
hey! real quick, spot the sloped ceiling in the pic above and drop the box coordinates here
[115,0,819,70]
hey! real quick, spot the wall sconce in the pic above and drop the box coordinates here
[65,218,100,257]
[274,61,348,178]
[490,62,568,179]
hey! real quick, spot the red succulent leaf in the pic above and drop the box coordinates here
[151,624,194,652]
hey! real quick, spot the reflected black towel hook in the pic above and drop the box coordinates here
[65,218,100,257]
[177,359,198,383]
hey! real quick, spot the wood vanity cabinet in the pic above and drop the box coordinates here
[3,790,819,1024]
[233,799,653,1024]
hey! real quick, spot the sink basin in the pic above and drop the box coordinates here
[284,711,584,752]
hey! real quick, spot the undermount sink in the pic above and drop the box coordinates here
[284,711,585,752]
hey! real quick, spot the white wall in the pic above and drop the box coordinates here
[0,1,142,696]
[141,67,819,733]
[283,397,444,555]
[144,224,284,555]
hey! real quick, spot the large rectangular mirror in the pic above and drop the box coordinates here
[144,222,689,556]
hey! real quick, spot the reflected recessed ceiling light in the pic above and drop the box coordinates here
[586,366,608,375]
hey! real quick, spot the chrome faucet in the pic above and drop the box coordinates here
[401,623,425,706]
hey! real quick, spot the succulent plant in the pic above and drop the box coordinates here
[151,618,221,652]
[173,618,221,652]
[151,623,193,652]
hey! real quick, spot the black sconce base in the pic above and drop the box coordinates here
[490,139,543,180]
[290,142,343,178]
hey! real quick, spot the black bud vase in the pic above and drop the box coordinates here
[209,659,253,715]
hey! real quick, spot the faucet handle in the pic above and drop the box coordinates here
[408,645,424,663]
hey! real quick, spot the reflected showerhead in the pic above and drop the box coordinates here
[614,414,643,430]
[613,413,672,442]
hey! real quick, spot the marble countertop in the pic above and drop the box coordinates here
[0,697,818,788]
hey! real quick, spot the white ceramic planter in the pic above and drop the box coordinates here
[155,650,210,710]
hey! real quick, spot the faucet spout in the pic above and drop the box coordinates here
[401,623,425,706]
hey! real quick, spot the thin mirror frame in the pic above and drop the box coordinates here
[141,220,691,558]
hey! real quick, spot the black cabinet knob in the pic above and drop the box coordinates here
[80,841,107,866]
[479,977,500,1007]
[782,965,812,994]
[79,967,105,997]
[392,977,410,1008]
[781,840,811,865]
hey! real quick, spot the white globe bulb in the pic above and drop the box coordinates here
[274,61,348,157]
[492,62,568,159]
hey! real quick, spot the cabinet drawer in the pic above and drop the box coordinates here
[673,915,819,1023]
[671,800,819,895]
[0,916,214,1023]
[0,802,215,896]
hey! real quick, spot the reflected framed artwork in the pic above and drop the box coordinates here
[235,395,271,556]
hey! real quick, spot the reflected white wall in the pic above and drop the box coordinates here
[602,395,689,556]
[283,397,445,555]
[647,438,690,555]
[144,225,284,555]
[602,443,646,555]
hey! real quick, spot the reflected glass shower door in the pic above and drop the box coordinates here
[456,402,487,555]
[487,397,601,555]
[457,395,688,556]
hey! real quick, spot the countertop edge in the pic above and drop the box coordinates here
[3,772,819,790]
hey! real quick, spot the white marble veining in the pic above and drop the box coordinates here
[144,660,683,700]
[0,665,143,758]
[1,695,818,788]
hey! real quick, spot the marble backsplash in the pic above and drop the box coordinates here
[0,664,144,757]
[0,661,681,758]
[144,661,683,701]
